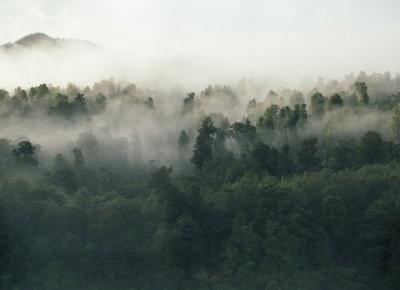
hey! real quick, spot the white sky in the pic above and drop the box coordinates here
[1,0,400,85]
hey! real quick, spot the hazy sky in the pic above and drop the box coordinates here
[1,0,400,84]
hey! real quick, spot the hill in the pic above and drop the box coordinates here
[0,32,97,53]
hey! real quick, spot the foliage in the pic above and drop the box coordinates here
[1,77,400,289]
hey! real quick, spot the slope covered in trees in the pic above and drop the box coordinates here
[1,72,400,289]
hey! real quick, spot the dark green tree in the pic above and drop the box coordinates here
[73,93,87,115]
[191,117,216,170]
[53,153,69,170]
[72,147,85,168]
[95,93,106,111]
[0,200,9,289]
[12,141,37,167]
[28,87,38,100]
[231,119,257,154]
[293,103,308,127]
[278,144,294,176]
[51,93,73,118]
[182,92,195,115]
[0,89,9,102]
[355,82,369,105]
[297,137,319,171]
[310,92,325,116]
[257,104,279,130]
[391,106,400,143]
[225,217,261,276]
[165,215,204,278]
[178,130,190,149]
[252,142,279,176]
[52,153,77,193]
[36,84,50,99]
[327,140,359,171]
[359,130,384,164]
[14,87,28,102]
[329,93,343,109]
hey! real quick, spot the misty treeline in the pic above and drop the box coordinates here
[1,72,400,289]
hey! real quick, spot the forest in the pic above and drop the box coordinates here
[1,72,400,289]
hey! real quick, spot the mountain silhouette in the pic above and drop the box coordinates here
[0,32,97,52]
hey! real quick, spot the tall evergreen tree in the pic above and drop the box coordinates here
[310,92,325,116]
[178,130,190,149]
[355,82,369,105]
[191,117,216,170]
[297,137,320,171]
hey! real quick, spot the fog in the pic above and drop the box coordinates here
[2,0,400,89]
[0,0,400,169]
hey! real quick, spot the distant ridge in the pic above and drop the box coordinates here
[0,32,97,51]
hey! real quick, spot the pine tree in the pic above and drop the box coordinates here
[191,117,216,170]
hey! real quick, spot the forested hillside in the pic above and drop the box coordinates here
[1,72,400,289]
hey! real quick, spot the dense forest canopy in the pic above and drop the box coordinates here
[1,71,400,289]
